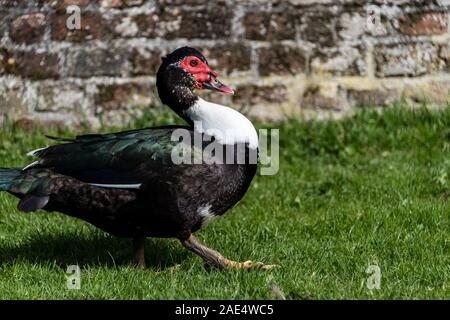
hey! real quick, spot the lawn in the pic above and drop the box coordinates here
[0,104,449,299]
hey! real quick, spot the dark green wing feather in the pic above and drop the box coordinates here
[29,125,196,185]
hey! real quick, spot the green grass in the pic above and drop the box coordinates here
[0,104,449,299]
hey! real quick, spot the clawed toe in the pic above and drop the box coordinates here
[242,260,278,270]
[226,259,278,270]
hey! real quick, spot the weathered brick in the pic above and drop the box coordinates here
[116,14,161,38]
[302,86,348,111]
[5,50,59,80]
[339,0,368,6]
[0,86,30,123]
[440,45,449,70]
[258,46,307,76]
[94,82,159,128]
[47,0,91,12]
[113,16,139,37]
[233,84,288,106]
[311,47,367,76]
[130,48,164,75]
[289,0,366,5]
[13,113,91,132]
[337,11,367,41]
[364,7,398,37]
[59,0,90,5]
[0,11,8,39]
[67,48,129,77]
[98,0,143,8]
[51,11,112,42]
[157,0,206,4]
[10,12,46,44]
[173,4,232,39]
[0,48,7,75]
[301,11,336,47]
[375,43,445,77]
[346,88,399,106]
[122,4,232,39]
[95,83,155,112]
[404,80,450,104]
[244,11,297,41]
[369,0,431,4]
[399,12,448,36]
[115,9,184,38]
[36,83,86,112]
[200,43,251,75]
[0,0,29,7]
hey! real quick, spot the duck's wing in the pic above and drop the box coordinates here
[25,125,196,188]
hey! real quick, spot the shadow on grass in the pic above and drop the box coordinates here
[0,232,189,271]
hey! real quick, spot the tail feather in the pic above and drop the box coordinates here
[1,168,52,212]
[0,168,21,191]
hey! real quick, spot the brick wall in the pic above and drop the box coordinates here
[0,0,449,129]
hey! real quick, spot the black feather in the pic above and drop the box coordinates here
[45,135,74,142]
[18,195,49,213]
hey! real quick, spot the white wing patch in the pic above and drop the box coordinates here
[23,146,48,170]
[22,161,39,171]
[89,183,142,189]
[26,146,48,157]
[198,204,217,227]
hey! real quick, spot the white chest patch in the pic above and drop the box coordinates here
[198,204,217,227]
[185,98,259,149]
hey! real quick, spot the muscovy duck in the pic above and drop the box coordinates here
[0,47,275,270]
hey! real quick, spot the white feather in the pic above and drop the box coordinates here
[198,204,217,227]
[89,183,142,189]
[26,146,48,157]
[185,98,259,149]
[22,161,39,171]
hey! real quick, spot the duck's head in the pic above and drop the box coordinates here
[156,47,234,116]
[157,47,258,150]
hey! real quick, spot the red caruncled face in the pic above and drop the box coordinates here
[179,56,234,94]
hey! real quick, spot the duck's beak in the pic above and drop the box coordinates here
[202,73,234,95]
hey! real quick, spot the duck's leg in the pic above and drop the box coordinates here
[133,237,146,268]
[181,235,276,270]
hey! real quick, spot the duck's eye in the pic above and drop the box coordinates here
[190,59,199,67]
